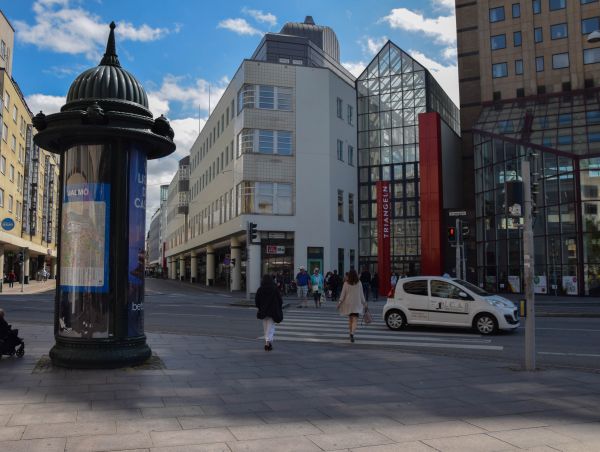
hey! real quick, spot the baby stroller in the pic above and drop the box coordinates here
[0,327,25,359]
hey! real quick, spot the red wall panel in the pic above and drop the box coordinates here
[418,112,444,276]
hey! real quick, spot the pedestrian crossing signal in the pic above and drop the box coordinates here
[448,227,456,243]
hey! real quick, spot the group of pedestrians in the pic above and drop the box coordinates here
[255,266,371,349]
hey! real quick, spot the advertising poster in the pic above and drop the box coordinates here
[60,183,110,292]
[508,275,521,293]
[562,276,578,295]
[534,275,547,294]
[127,148,147,337]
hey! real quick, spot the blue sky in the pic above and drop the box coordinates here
[1,0,458,225]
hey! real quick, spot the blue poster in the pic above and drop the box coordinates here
[127,148,147,337]
[60,183,110,293]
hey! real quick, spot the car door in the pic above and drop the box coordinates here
[428,279,472,325]
[401,279,430,324]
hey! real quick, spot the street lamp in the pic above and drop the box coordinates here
[587,30,600,43]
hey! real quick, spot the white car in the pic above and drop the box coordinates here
[383,277,519,335]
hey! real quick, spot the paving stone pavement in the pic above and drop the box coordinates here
[0,324,600,451]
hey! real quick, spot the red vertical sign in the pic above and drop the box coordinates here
[377,181,391,296]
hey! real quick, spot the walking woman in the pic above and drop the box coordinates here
[337,269,367,343]
[255,274,283,351]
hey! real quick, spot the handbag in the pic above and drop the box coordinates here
[362,307,373,325]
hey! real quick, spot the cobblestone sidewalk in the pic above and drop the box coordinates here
[0,324,599,451]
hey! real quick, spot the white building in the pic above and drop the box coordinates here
[165,17,358,293]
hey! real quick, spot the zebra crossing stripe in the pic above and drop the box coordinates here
[273,335,503,351]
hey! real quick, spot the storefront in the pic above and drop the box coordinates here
[261,232,294,278]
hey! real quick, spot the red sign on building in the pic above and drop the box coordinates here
[376,181,391,295]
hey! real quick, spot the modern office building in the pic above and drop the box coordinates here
[165,156,189,281]
[165,17,358,293]
[456,0,600,295]
[146,208,161,275]
[356,42,462,279]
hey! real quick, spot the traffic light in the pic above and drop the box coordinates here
[17,252,23,263]
[248,222,258,244]
[461,224,470,239]
[531,181,539,217]
[448,226,456,243]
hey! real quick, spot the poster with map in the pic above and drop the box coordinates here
[60,183,110,292]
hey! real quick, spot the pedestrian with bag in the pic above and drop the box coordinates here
[337,269,367,343]
[310,268,324,308]
[255,274,283,351]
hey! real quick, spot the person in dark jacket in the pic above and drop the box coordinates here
[0,309,10,339]
[255,274,283,351]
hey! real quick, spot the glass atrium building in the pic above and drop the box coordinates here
[473,89,600,296]
[356,42,460,276]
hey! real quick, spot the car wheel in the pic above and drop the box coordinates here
[385,310,406,330]
[16,347,24,358]
[474,313,498,335]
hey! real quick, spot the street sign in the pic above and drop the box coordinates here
[448,211,467,217]
[1,218,15,231]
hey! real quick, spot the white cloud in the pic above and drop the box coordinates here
[26,93,65,115]
[241,8,277,27]
[148,75,226,116]
[381,8,456,46]
[217,18,263,36]
[14,0,173,59]
[409,50,459,106]
[342,61,367,78]
[361,36,388,56]
[433,0,455,12]
[442,46,457,60]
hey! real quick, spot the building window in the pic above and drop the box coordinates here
[8,195,12,212]
[9,164,14,182]
[549,0,566,10]
[347,105,353,125]
[533,0,542,13]
[348,145,354,166]
[492,62,509,78]
[239,182,292,215]
[338,248,345,275]
[534,27,543,43]
[0,156,4,174]
[551,23,568,39]
[12,105,17,122]
[490,34,507,50]
[582,17,600,35]
[238,129,293,156]
[259,85,275,109]
[1,122,6,142]
[536,56,545,71]
[515,59,524,74]
[553,52,570,68]
[514,31,522,46]
[277,87,292,110]
[584,48,600,64]
[337,139,344,161]
[582,0,598,3]
[512,3,521,16]
[3,92,9,110]
[336,97,343,118]
[349,193,355,224]
[489,6,505,22]
[238,84,255,112]
[0,189,3,207]
[338,190,344,221]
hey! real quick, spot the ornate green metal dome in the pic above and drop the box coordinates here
[65,22,149,110]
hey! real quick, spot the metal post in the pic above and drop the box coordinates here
[461,243,467,282]
[455,218,461,279]
[20,248,25,293]
[246,222,250,301]
[522,157,536,371]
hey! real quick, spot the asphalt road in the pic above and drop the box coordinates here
[1,278,599,371]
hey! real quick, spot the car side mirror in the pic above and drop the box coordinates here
[459,291,469,299]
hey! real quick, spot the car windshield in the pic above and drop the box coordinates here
[452,279,490,296]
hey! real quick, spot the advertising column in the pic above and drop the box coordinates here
[376,181,391,295]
